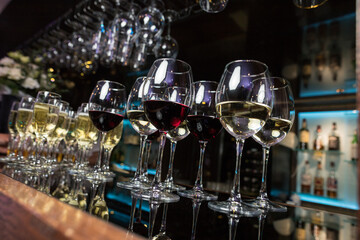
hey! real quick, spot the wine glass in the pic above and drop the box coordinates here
[163,120,189,191]
[178,81,222,200]
[132,58,194,203]
[1,101,19,166]
[117,76,157,190]
[208,60,272,217]
[248,77,295,212]
[88,80,127,182]
[199,0,229,13]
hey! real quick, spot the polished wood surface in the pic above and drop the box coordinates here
[0,174,144,240]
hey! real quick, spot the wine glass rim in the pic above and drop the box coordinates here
[224,59,268,77]
[152,58,192,74]
[37,91,61,98]
[96,80,126,89]
[257,76,291,90]
[194,80,218,85]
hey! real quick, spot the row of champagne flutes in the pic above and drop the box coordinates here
[1,90,124,219]
[111,58,295,239]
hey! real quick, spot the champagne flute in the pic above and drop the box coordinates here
[208,60,272,217]
[3,101,19,164]
[117,76,157,190]
[248,77,295,212]
[31,91,61,171]
[132,58,194,202]
[163,120,189,191]
[178,81,222,200]
[15,97,35,167]
[88,80,127,182]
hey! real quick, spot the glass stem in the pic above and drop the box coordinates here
[148,200,160,239]
[34,138,45,165]
[129,196,138,231]
[94,132,105,173]
[89,182,99,214]
[101,148,112,172]
[230,139,244,202]
[193,141,208,191]
[159,203,168,234]
[133,135,147,180]
[258,213,266,240]
[141,139,152,181]
[229,217,239,240]
[259,147,270,200]
[136,199,143,223]
[152,133,166,192]
[165,140,177,186]
[191,200,202,240]
[17,136,25,161]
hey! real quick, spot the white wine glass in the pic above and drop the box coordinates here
[248,77,295,212]
[117,76,157,190]
[208,60,272,217]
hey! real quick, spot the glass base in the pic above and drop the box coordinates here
[178,188,218,201]
[117,179,151,190]
[85,172,114,183]
[245,197,287,213]
[132,189,180,203]
[208,200,262,217]
[161,181,186,192]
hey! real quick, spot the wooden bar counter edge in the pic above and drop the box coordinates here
[0,174,145,240]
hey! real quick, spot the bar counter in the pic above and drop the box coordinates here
[0,172,356,240]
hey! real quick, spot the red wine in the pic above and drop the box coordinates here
[147,131,160,141]
[144,100,190,132]
[187,115,222,142]
[89,110,124,132]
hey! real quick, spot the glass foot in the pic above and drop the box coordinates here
[85,172,114,183]
[132,189,180,203]
[117,179,151,190]
[161,181,186,192]
[208,200,262,217]
[245,198,287,213]
[178,189,218,201]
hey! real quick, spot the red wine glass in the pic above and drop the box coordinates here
[132,58,194,203]
[178,81,222,200]
[88,80,127,182]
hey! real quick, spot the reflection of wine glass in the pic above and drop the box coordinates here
[208,60,272,217]
[248,77,295,212]
[293,0,328,9]
[199,0,229,13]
[178,81,222,200]
[117,76,157,190]
[132,58,193,203]
[191,199,202,240]
[152,203,171,240]
[163,120,189,191]
[89,182,109,221]
[88,80,127,181]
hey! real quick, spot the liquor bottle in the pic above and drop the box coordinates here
[328,122,340,151]
[351,130,358,161]
[313,125,324,150]
[299,119,310,150]
[301,160,311,193]
[327,162,338,198]
[314,161,324,196]
[295,219,306,240]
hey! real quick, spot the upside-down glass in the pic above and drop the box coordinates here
[132,58,193,202]
[178,81,222,200]
[199,0,229,13]
[117,76,157,190]
[88,80,127,182]
[208,60,272,216]
[248,77,295,212]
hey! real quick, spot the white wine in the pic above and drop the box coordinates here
[74,113,93,147]
[216,101,271,139]
[49,112,70,142]
[16,108,33,137]
[33,102,59,137]
[87,124,99,144]
[166,120,190,142]
[8,110,18,136]
[65,118,77,144]
[252,117,292,147]
[128,110,157,135]
[104,121,123,149]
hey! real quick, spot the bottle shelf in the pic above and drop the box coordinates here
[296,149,343,155]
[294,192,359,210]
